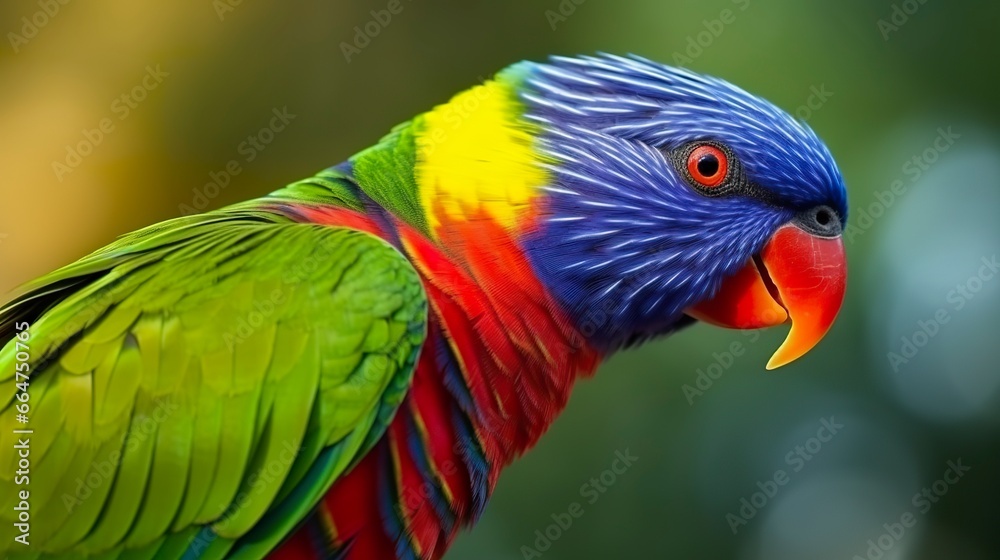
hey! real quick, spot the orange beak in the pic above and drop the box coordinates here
[686,224,847,369]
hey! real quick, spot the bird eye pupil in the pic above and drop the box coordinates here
[684,144,729,189]
[697,155,719,177]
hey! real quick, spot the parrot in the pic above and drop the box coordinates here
[0,54,847,560]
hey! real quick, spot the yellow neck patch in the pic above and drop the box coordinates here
[415,77,547,236]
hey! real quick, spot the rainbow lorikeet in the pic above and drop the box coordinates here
[0,54,847,559]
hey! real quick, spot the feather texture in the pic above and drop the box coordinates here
[0,54,847,560]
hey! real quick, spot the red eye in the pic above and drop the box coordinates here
[686,145,728,188]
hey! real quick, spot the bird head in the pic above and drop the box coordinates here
[506,55,848,368]
[403,54,846,368]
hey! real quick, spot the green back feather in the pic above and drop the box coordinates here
[0,206,427,559]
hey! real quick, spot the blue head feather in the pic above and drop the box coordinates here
[513,54,848,351]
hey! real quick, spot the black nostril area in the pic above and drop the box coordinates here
[796,205,841,237]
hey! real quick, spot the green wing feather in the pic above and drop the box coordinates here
[0,212,427,560]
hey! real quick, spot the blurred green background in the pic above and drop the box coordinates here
[2,1,998,558]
